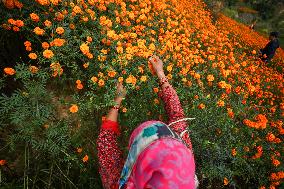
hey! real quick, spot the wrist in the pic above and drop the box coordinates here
[157,71,165,79]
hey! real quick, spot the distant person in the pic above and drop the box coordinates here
[260,32,280,63]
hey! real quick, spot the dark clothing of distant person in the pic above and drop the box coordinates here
[260,34,280,62]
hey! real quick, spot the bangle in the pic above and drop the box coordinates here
[159,77,168,87]
[112,105,120,110]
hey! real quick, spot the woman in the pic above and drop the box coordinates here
[97,55,197,189]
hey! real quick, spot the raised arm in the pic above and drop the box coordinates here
[149,55,192,149]
[97,84,126,189]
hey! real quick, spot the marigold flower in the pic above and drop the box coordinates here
[28,53,37,59]
[198,103,205,109]
[108,70,117,78]
[140,76,147,82]
[29,66,39,74]
[118,77,124,83]
[33,27,45,35]
[98,79,105,87]
[4,67,16,75]
[13,26,20,32]
[69,104,78,113]
[217,100,225,107]
[73,6,82,14]
[44,20,52,27]
[50,38,65,47]
[223,177,229,185]
[231,148,237,156]
[80,43,89,55]
[122,107,127,113]
[56,27,64,35]
[77,83,83,90]
[0,159,6,166]
[30,13,40,22]
[42,42,49,49]
[91,76,98,83]
[82,155,89,162]
[15,20,24,27]
[50,62,63,77]
[43,49,54,59]
[207,74,214,82]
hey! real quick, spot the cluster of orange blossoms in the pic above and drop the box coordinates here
[243,114,268,129]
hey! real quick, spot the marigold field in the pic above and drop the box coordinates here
[0,0,283,188]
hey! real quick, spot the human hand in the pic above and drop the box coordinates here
[149,55,165,78]
[115,82,126,101]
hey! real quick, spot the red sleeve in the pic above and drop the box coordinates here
[158,85,193,150]
[97,120,124,189]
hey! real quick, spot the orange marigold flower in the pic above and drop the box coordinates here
[15,20,24,27]
[77,83,83,90]
[91,76,98,83]
[122,107,127,113]
[83,63,89,68]
[87,36,92,42]
[43,49,54,59]
[82,155,89,162]
[252,50,257,54]
[56,27,64,35]
[108,70,117,78]
[198,103,205,109]
[33,27,45,35]
[153,87,159,93]
[266,132,276,142]
[231,148,237,156]
[69,104,79,113]
[50,62,63,77]
[13,26,20,32]
[217,100,225,107]
[223,177,229,185]
[42,42,49,49]
[80,43,89,55]
[98,79,105,87]
[0,159,6,166]
[24,41,31,47]
[4,67,16,75]
[28,53,37,59]
[207,74,214,82]
[30,13,40,22]
[73,6,82,14]
[29,66,39,74]
[44,20,52,27]
[50,38,65,47]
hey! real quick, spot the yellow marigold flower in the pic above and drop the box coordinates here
[118,77,124,83]
[140,76,147,82]
[69,104,78,113]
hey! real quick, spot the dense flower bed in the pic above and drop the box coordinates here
[0,0,283,188]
